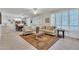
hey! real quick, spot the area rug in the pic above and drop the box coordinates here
[20,34,59,50]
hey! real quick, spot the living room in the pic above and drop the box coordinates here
[0,8,79,50]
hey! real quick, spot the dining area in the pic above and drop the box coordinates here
[15,21,24,31]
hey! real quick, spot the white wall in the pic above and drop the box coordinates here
[0,24,1,40]
[66,31,79,39]
[41,14,51,26]
[2,12,24,30]
[28,13,51,27]
[2,12,15,30]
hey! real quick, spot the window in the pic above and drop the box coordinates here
[62,10,69,30]
[26,18,31,26]
[31,17,40,26]
[55,13,62,26]
[51,9,79,31]
[62,11,68,26]
[69,9,79,31]
[50,14,55,26]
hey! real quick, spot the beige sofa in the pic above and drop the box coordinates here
[22,25,56,36]
[40,26,56,35]
[22,26,33,35]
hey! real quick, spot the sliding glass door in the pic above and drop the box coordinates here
[51,9,79,32]
[62,10,69,30]
[55,12,62,29]
[69,9,79,31]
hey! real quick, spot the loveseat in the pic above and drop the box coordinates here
[22,26,33,35]
[40,26,57,35]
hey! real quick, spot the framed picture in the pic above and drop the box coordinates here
[45,17,50,23]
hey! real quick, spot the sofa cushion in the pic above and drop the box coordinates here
[41,26,46,29]
[46,26,52,30]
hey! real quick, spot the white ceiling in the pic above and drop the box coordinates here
[0,8,65,17]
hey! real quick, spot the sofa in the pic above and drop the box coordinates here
[22,25,57,36]
[22,26,33,35]
[40,26,57,36]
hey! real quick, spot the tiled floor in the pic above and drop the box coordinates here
[0,25,1,40]
[0,26,36,50]
[49,37,79,50]
[0,26,79,50]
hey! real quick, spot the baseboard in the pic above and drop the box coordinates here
[65,36,79,40]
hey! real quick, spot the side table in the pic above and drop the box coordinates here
[57,29,65,38]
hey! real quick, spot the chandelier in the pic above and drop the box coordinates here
[32,8,39,15]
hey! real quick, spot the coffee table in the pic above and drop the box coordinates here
[33,31,44,36]
[32,31,45,39]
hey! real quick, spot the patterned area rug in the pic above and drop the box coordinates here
[20,34,59,50]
